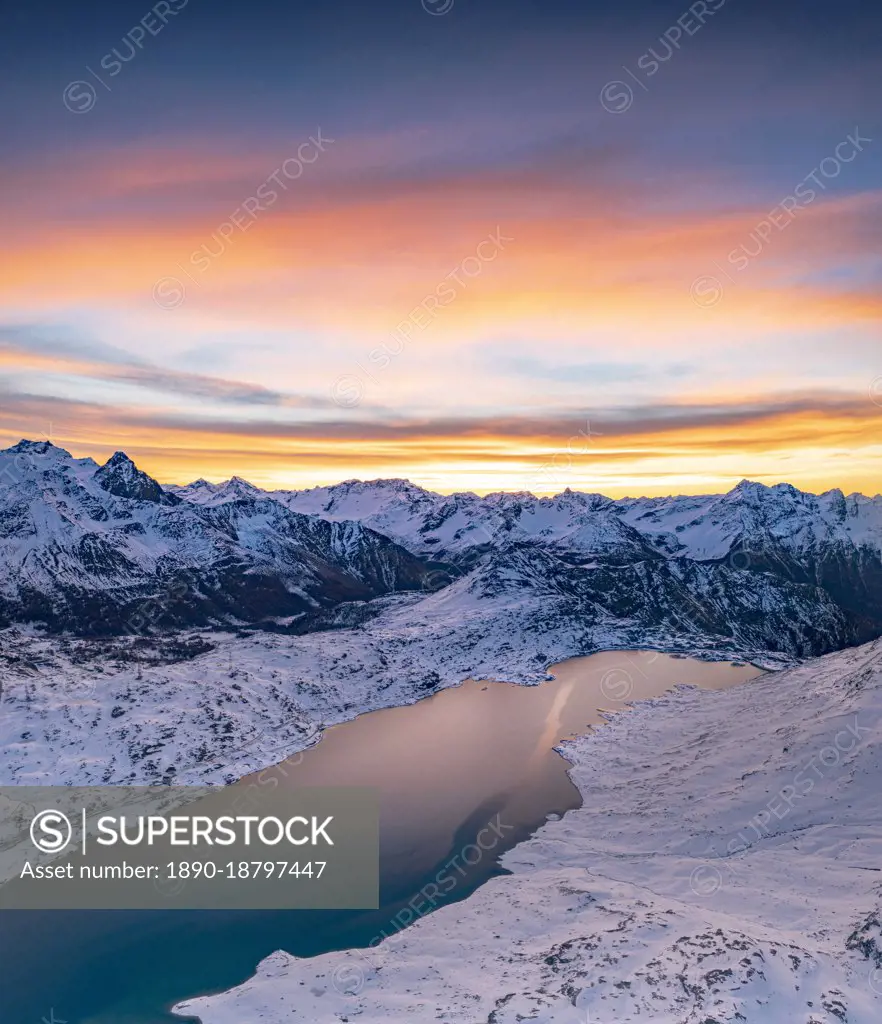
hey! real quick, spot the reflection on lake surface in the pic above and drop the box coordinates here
[0,650,761,1024]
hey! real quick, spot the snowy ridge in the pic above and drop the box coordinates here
[176,638,882,1024]
[257,481,662,565]
[175,470,882,651]
[177,475,882,569]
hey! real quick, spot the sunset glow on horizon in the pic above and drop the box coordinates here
[1,0,880,497]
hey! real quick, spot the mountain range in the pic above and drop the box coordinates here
[2,439,881,658]
[0,441,429,635]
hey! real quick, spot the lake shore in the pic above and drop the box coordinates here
[176,638,882,1024]
[0,597,789,790]
[2,649,762,1023]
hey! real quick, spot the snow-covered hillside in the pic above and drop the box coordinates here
[0,561,798,788]
[176,637,882,1024]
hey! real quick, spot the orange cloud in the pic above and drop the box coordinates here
[2,136,879,497]
[1,390,879,498]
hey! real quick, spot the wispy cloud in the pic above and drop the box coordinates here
[0,327,347,410]
[482,351,695,384]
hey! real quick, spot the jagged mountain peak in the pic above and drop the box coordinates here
[726,479,805,504]
[729,478,769,499]
[771,481,801,495]
[93,450,171,504]
[104,450,137,469]
[481,490,538,507]
[167,475,266,507]
[546,489,613,509]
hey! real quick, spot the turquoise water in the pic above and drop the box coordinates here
[0,651,759,1023]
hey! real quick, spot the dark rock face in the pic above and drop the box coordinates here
[94,452,176,505]
[461,543,853,659]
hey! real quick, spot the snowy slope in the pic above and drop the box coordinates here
[177,637,882,1024]
[426,542,851,657]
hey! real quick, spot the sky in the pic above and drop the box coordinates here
[0,0,880,496]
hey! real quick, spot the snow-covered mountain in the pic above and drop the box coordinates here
[446,542,850,657]
[177,636,882,1024]
[3,440,881,655]
[192,476,882,576]
[233,480,660,566]
[0,441,431,634]
[174,469,882,655]
[617,481,882,632]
